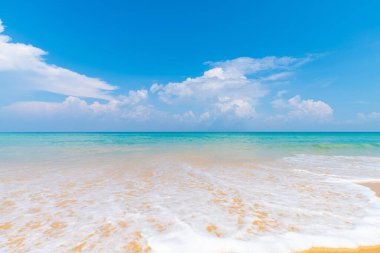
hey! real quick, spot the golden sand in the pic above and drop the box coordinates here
[296,245,380,253]
[359,182,380,198]
[297,182,380,253]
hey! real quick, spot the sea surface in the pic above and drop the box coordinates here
[1,133,380,253]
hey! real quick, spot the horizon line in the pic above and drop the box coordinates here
[1,131,380,134]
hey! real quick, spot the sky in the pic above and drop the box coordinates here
[0,0,380,131]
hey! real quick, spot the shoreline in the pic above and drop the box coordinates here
[296,181,380,253]
[358,181,380,198]
[296,245,380,253]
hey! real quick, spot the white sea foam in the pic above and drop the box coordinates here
[1,153,380,252]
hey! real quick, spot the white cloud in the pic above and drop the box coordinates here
[4,96,91,116]
[209,56,312,78]
[261,72,293,81]
[4,88,149,118]
[287,95,333,118]
[272,95,333,120]
[358,112,380,121]
[174,110,196,121]
[0,19,5,33]
[118,89,148,105]
[217,96,255,118]
[276,90,288,97]
[200,111,210,120]
[0,20,116,100]
[172,110,214,124]
[369,112,380,119]
[151,56,311,118]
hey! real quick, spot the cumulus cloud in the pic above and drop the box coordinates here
[3,88,149,118]
[217,96,255,118]
[151,56,312,118]
[0,19,116,100]
[119,89,148,105]
[357,112,380,121]
[272,95,333,120]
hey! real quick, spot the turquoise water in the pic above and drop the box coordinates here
[1,132,380,162]
[2,132,380,146]
[1,132,380,149]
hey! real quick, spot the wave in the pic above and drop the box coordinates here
[1,153,380,252]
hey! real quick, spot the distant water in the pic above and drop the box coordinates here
[1,132,380,163]
[1,133,380,253]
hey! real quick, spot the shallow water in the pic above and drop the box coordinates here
[1,133,380,253]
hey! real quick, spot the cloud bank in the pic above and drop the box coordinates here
[0,19,336,131]
[151,56,314,119]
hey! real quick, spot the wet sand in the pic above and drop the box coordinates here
[297,182,380,253]
[296,245,380,253]
[359,181,380,198]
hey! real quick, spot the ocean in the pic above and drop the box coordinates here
[1,133,380,252]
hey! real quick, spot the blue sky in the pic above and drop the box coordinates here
[0,0,380,131]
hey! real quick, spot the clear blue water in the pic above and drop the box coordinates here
[1,132,380,158]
